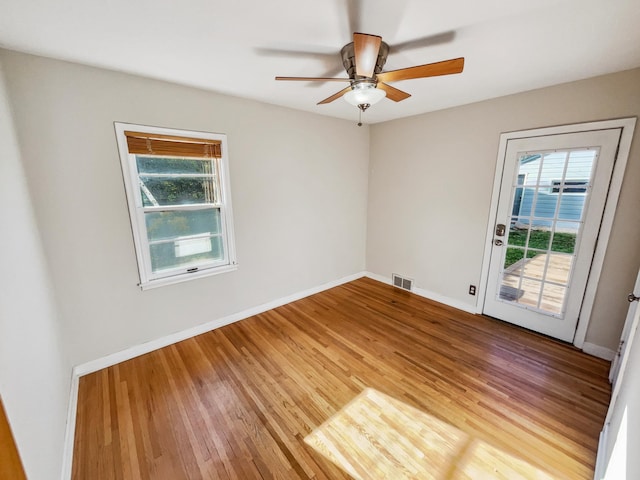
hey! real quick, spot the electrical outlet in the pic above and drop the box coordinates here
[469,285,476,296]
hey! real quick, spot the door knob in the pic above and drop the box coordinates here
[628,293,640,303]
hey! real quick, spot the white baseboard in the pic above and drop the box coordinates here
[582,342,616,361]
[365,273,618,362]
[60,372,79,480]
[62,271,366,479]
[364,272,477,314]
[75,271,367,377]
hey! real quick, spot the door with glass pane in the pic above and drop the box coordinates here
[483,129,621,342]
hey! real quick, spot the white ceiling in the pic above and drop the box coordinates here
[1,0,639,124]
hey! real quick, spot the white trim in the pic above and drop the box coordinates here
[477,118,637,349]
[573,117,636,347]
[60,372,80,480]
[74,271,366,377]
[140,263,238,290]
[496,117,636,139]
[594,423,609,480]
[477,133,509,313]
[365,272,477,314]
[593,270,640,479]
[582,342,616,361]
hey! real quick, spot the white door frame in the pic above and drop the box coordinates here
[594,266,640,479]
[609,269,640,387]
[477,118,636,348]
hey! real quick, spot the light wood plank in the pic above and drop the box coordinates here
[72,278,611,479]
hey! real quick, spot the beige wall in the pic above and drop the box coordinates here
[368,68,640,350]
[0,60,70,480]
[0,49,370,367]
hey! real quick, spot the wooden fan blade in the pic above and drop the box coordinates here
[377,82,411,102]
[276,76,350,82]
[317,86,352,105]
[354,32,382,78]
[377,57,464,83]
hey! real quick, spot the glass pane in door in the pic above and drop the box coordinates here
[497,148,598,317]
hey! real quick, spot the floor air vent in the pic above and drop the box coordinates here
[392,274,413,291]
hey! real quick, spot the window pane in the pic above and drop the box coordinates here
[528,229,551,251]
[540,283,566,315]
[145,208,221,242]
[140,176,216,206]
[504,247,525,269]
[149,235,224,272]
[538,152,567,189]
[517,188,536,217]
[498,274,522,302]
[517,278,543,309]
[557,194,586,221]
[550,226,577,254]
[520,252,546,281]
[507,228,528,247]
[517,154,541,186]
[545,253,572,285]
[136,156,214,175]
[565,150,596,179]
[531,189,558,220]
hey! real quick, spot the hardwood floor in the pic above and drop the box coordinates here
[72,277,611,479]
[1,397,27,480]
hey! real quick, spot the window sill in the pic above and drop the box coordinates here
[139,263,238,291]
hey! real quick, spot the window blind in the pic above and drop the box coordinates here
[124,131,222,158]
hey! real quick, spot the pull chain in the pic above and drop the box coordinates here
[356,103,369,126]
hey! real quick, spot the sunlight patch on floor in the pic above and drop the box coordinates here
[304,388,555,479]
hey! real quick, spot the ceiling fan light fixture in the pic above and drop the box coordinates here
[344,82,386,107]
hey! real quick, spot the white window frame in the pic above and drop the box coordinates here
[115,122,237,290]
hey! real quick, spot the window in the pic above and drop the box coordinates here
[115,123,237,289]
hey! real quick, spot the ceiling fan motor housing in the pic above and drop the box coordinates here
[341,41,389,82]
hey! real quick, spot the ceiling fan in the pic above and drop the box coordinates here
[275,32,464,119]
